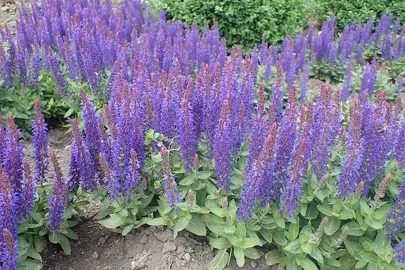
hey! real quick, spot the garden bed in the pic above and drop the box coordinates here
[25,128,271,270]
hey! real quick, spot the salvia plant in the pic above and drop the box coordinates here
[2,0,405,270]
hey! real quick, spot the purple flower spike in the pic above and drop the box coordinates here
[213,99,233,192]
[238,123,277,221]
[337,98,363,197]
[4,115,24,195]
[32,100,48,183]
[394,242,405,263]
[49,152,68,231]
[80,89,101,180]
[281,137,307,217]
[19,162,36,219]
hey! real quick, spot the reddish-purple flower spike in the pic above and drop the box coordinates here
[310,86,340,179]
[1,228,17,270]
[80,89,101,179]
[337,98,363,197]
[103,104,118,141]
[271,61,284,123]
[281,137,308,217]
[177,76,197,170]
[46,46,68,95]
[32,100,49,183]
[99,152,119,200]
[19,162,36,219]
[382,34,392,60]
[341,62,353,102]
[124,149,141,198]
[160,147,181,207]
[246,83,268,170]
[360,60,378,96]
[272,86,298,199]
[299,63,310,102]
[70,119,95,191]
[0,118,6,165]
[49,152,68,231]
[4,115,24,194]
[213,99,233,192]
[238,123,277,221]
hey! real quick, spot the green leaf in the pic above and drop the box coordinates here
[310,248,324,266]
[324,217,341,236]
[58,234,71,255]
[345,221,366,236]
[247,231,263,247]
[208,250,229,270]
[301,242,312,254]
[179,175,196,186]
[344,240,363,259]
[26,248,42,261]
[273,230,287,245]
[306,204,319,219]
[186,214,206,236]
[235,222,246,238]
[174,215,192,234]
[360,200,371,216]
[284,239,303,255]
[224,225,236,234]
[95,206,113,220]
[206,222,226,236]
[364,217,384,229]
[338,208,355,219]
[265,250,282,266]
[301,258,318,270]
[362,252,378,264]
[240,238,258,249]
[210,238,232,249]
[151,153,162,163]
[234,247,245,267]
[49,232,59,244]
[99,214,126,229]
[64,107,75,118]
[317,204,333,216]
[144,217,168,226]
[65,228,79,240]
[122,224,134,236]
[289,219,300,240]
[374,230,389,247]
[260,229,272,243]
[327,258,342,267]
[355,260,368,268]
[244,248,261,260]
[198,171,213,180]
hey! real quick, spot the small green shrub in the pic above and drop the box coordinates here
[149,0,312,49]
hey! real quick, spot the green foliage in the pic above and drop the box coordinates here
[149,0,312,49]
[310,61,345,84]
[384,57,405,81]
[314,0,405,31]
